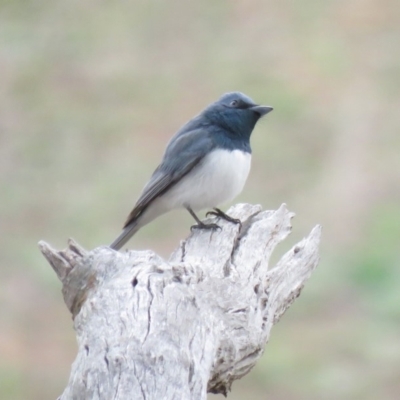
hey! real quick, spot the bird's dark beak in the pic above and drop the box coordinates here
[251,105,273,117]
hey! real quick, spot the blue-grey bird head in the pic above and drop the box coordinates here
[202,92,273,140]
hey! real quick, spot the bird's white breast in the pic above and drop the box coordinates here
[165,149,251,211]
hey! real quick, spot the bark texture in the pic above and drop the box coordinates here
[39,203,321,400]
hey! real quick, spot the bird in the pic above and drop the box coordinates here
[110,92,273,250]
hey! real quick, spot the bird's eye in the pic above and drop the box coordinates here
[230,100,239,107]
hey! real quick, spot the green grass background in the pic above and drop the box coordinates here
[1,1,399,399]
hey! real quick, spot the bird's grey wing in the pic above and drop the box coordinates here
[123,129,215,228]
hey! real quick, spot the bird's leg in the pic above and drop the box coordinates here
[186,206,221,232]
[206,207,242,228]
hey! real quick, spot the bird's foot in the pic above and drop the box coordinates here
[206,208,242,228]
[190,221,221,232]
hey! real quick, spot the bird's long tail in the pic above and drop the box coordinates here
[109,221,141,250]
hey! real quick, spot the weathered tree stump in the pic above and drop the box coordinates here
[39,203,321,400]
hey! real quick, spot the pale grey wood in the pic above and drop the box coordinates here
[39,203,321,400]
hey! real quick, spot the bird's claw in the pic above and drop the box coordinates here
[206,208,242,228]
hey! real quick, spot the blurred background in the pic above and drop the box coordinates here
[1,0,399,399]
